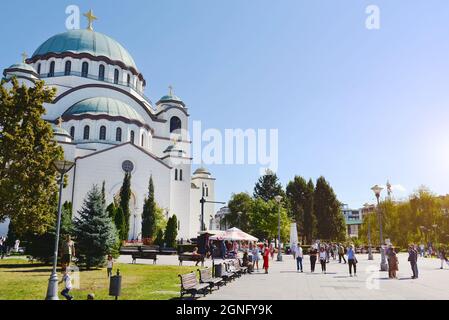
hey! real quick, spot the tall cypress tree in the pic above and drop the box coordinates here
[253,169,285,202]
[106,203,116,220]
[164,215,178,248]
[286,176,308,237]
[141,176,157,240]
[303,179,316,244]
[119,172,131,241]
[101,181,106,207]
[74,185,118,269]
[313,176,346,241]
[114,207,126,241]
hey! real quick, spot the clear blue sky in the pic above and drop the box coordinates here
[2,0,449,208]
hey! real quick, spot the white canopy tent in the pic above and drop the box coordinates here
[209,227,258,242]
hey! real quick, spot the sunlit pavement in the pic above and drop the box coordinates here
[201,253,449,300]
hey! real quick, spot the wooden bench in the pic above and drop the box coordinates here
[178,272,210,298]
[179,254,205,266]
[131,251,158,264]
[223,261,238,280]
[198,268,223,291]
[237,259,248,274]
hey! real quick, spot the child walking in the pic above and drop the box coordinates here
[60,266,73,300]
[107,255,114,277]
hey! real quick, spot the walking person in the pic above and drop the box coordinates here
[251,243,260,271]
[408,244,419,279]
[347,245,358,277]
[319,247,327,274]
[439,248,449,269]
[293,243,304,272]
[269,243,275,260]
[309,245,318,273]
[61,235,76,268]
[387,246,399,279]
[338,243,346,264]
[263,244,270,274]
[106,255,114,277]
[60,266,73,300]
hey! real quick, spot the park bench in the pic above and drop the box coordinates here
[237,259,248,274]
[223,261,238,280]
[178,272,210,298]
[131,250,158,264]
[179,253,205,266]
[198,268,223,291]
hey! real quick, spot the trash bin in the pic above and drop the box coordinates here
[109,270,122,300]
[214,263,223,277]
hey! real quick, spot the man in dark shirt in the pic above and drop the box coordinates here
[408,244,418,279]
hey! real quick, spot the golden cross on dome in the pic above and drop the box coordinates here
[21,52,28,63]
[57,117,63,128]
[84,9,98,31]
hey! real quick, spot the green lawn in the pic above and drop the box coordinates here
[0,258,201,300]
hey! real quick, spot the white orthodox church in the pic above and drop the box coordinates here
[2,12,216,241]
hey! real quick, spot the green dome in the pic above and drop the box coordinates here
[7,63,37,73]
[64,97,145,123]
[32,29,137,70]
[52,125,71,137]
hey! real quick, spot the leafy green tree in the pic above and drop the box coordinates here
[74,185,118,269]
[154,229,164,247]
[164,215,178,248]
[0,78,63,235]
[141,176,157,239]
[227,192,253,231]
[23,201,73,264]
[249,198,290,242]
[114,207,127,241]
[101,181,106,207]
[286,176,307,240]
[313,176,346,241]
[119,172,131,240]
[253,169,285,202]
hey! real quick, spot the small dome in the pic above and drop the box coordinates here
[7,63,37,73]
[156,86,185,106]
[63,97,145,124]
[32,29,137,70]
[194,167,211,175]
[52,125,71,137]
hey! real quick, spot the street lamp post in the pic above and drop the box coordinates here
[274,195,283,262]
[363,203,373,260]
[371,185,388,272]
[45,159,75,300]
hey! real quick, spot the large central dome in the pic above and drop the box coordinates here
[32,29,137,70]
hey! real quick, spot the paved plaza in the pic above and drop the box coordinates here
[201,253,449,300]
[118,253,449,300]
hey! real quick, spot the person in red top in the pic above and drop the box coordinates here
[263,243,270,274]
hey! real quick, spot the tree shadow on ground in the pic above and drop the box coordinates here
[0,263,48,269]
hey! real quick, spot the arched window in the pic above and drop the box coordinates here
[127,74,131,87]
[70,126,75,139]
[64,61,71,76]
[48,61,55,77]
[170,116,182,133]
[81,62,89,78]
[37,63,41,75]
[175,169,178,181]
[83,125,90,140]
[99,126,106,140]
[179,169,183,181]
[130,130,135,144]
[99,65,105,81]
[116,128,122,142]
[114,69,119,84]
